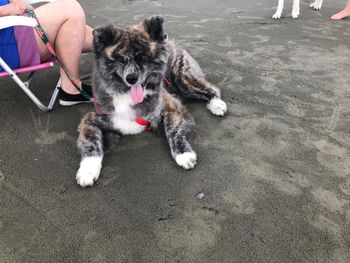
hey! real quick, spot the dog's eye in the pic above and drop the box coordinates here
[114,54,129,63]
[135,51,143,56]
[134,52,145,61]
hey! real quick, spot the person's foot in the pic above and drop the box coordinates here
[331,8,350,20]
[59,83,93,106]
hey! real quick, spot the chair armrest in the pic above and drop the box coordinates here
[26,0,54,4]
[0,1,54,30]
[0,16,37,29]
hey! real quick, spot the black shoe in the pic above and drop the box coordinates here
[59,83,93,106]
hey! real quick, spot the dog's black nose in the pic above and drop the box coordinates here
[126,73,139,85]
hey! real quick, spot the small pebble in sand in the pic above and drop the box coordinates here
[196,192,205,200]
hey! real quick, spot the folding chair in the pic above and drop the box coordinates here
[0,0,60,112]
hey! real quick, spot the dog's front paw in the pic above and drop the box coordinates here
[76,156,103,187]
[175,151,197,169]
[310,1,322,10]
[272,12,282,19]
[291,11,299,18]
[206,97,227,116]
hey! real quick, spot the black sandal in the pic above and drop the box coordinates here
[59,83,93,106]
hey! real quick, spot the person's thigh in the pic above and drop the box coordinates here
[32,0,85,61]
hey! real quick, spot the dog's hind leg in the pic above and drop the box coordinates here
[76,112,104,187]
[170,51,227,116]
[162,91,197,169]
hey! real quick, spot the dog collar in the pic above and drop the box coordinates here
[95,104,150,130]
[135,116,151,131]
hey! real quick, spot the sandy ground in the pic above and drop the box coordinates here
[1,0,350,262]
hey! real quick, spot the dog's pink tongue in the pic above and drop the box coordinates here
[131,84,144,104]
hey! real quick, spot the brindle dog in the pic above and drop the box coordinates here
[76,15,227,187]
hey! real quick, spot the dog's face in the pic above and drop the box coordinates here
[93,15,168,93]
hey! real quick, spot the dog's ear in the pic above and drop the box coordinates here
[143,15,167,42]
[93,24,120,53]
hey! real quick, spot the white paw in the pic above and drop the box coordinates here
[175,151,197,169]
[291,11,299,18]
[310,1,322,10]
[76,156,103,187]
[206,97,227,116]
[272,12,282,19]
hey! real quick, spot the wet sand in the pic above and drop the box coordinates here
[1,0,350,262]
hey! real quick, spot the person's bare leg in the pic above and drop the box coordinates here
[83,25,93,53]
[331,0,350,20]
[33,0,92,94]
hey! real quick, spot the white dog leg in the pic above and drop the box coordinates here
[175,151,197,169]
[76,156,103,187]
[206,97,227,116]
[292,0,300,18]
[273,0,285,19]
[310,0,323,10]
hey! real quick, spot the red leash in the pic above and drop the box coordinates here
[26,8,91,100]
[95,102,113,116]
[163,77,171,87]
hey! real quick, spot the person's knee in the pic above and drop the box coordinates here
[59,0,86,21]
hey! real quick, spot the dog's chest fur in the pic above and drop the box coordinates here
[111,93,145,135]
[111,89,157,135]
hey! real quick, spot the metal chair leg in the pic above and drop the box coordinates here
[0,58,60,112]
